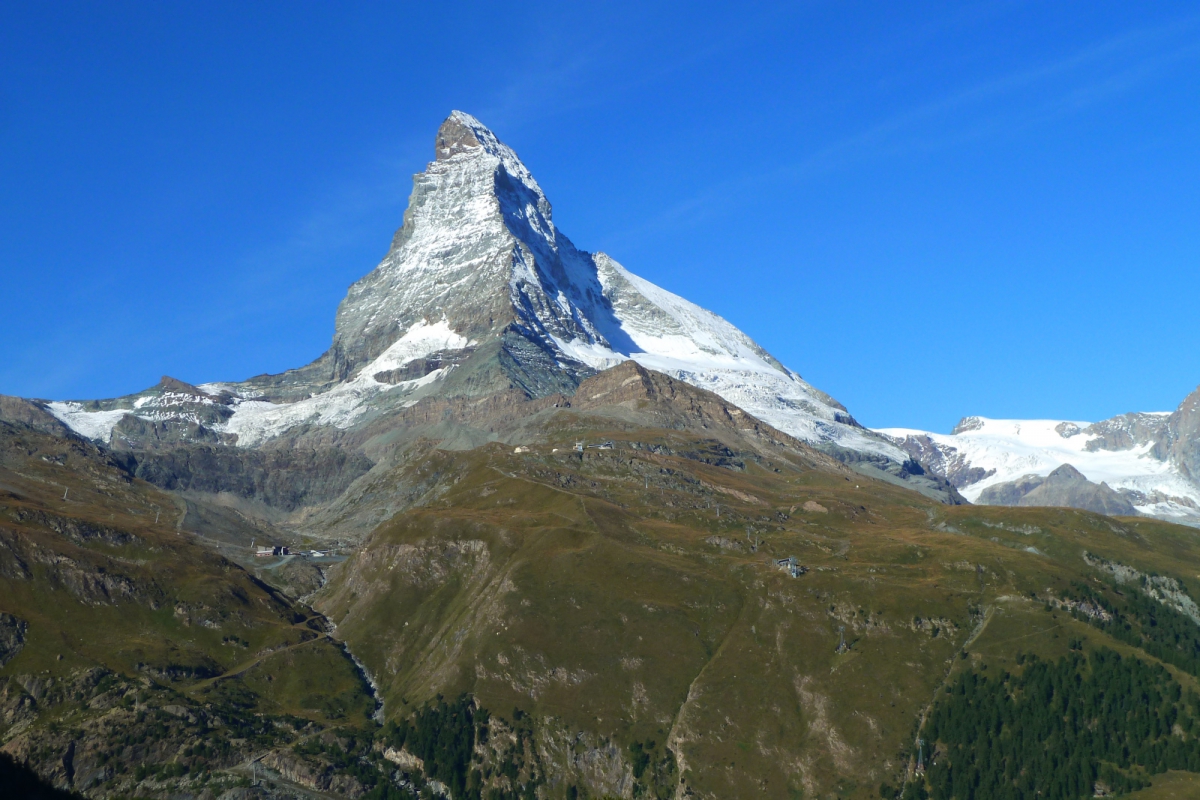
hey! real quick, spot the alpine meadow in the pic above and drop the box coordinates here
[3,8,1200,798]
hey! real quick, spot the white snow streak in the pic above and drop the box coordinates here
[215,319,472,446]
[876,417,1200,520]
[45,403,130,443]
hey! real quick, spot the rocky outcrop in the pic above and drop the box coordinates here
[982,464,1138,516]
[978,474,1047,506]
[1166,385,1200,483]
[118,442,373,512]
[882,431,994,488]
[0,613,27,668]
[1081,412,1170,453]
[0,396,73,438]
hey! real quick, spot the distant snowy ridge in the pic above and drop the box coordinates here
[49,319,474,448]
[877,412,1200,523]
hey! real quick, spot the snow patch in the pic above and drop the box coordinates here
[876,417,1200,521]
[215,319,472,447]
[45,403,130,444]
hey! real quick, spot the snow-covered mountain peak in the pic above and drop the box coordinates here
[878,406,1200,524]
[46,111,921,478]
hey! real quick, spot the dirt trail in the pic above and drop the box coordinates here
[186,634,330,694]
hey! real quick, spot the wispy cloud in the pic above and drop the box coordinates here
[602,11,1200,250]
[471,3,802,136]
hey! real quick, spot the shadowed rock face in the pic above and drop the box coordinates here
[32,111,942,521]
[978,474,1047,506]
[1168,386,1200,483]
[0,613,27,668]
[115,443,374,512]
[0,396,72,438]
[981,464,1138,517]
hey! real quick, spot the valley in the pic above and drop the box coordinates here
[3,111,1200,800]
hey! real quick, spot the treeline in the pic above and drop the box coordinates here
[1061,579,1200,677]
[377,695,676,800]
[381,694,492,799]
[921,648,1200,799]
[379,694,551,800]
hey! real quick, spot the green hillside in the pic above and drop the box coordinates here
[317,404,1200,799]
[0,417,378,796]
[8,364,1200,799]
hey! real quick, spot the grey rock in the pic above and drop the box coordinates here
[1166,385,1200,483]
[982,464,1138,517]
[1082,411,1171,453]
[120,443,373,512]
[0,612,27,667]
[978,474,1046,506]
[881,431,994,489]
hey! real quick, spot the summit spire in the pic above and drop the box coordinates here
[435,111,506,161]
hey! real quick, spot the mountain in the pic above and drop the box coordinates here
[0,398,380,796]
[313,383,1200,800]
[978,463,1138,516]
[877,384,1200,524]
[41,112,955,522]
[14,111,1200,799]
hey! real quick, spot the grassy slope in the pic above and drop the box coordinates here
[319,412,1200,799]
[0,420,376,796]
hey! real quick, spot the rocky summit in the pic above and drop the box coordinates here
[42,111,956,525]
[6,113,1200,800]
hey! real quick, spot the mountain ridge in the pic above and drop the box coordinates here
[10,110,1200,800]
[38,111,952,519]
[878,383,1200,524]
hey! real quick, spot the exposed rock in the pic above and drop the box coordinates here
[981,464,1138,516]
[117,443,373,511]
[0,613,27,668]
[1167,385,1200,483]
[1055,422,1083,438]
[951,417,986,434]
[978,474,1046,506]
[1082,412,1171,453]
[0,396,74,438]
[878,431,993,489]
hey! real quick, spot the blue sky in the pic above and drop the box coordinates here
[2,1,1198,432]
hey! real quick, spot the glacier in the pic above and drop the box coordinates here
[878,414,1200,523]
[48,111,908,466]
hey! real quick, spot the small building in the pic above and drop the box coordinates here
[588,440,614,450]
[255,547,275,558]
[776,556,807,578]
[513,446,530,454]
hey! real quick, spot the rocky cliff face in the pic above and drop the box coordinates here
[979,464,1138,516]
[1166,386,1200,484]
[38,111,938,520]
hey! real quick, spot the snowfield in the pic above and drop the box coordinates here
[44,112,923,467]
[877,417,1200,521]
[211,319,475,447]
